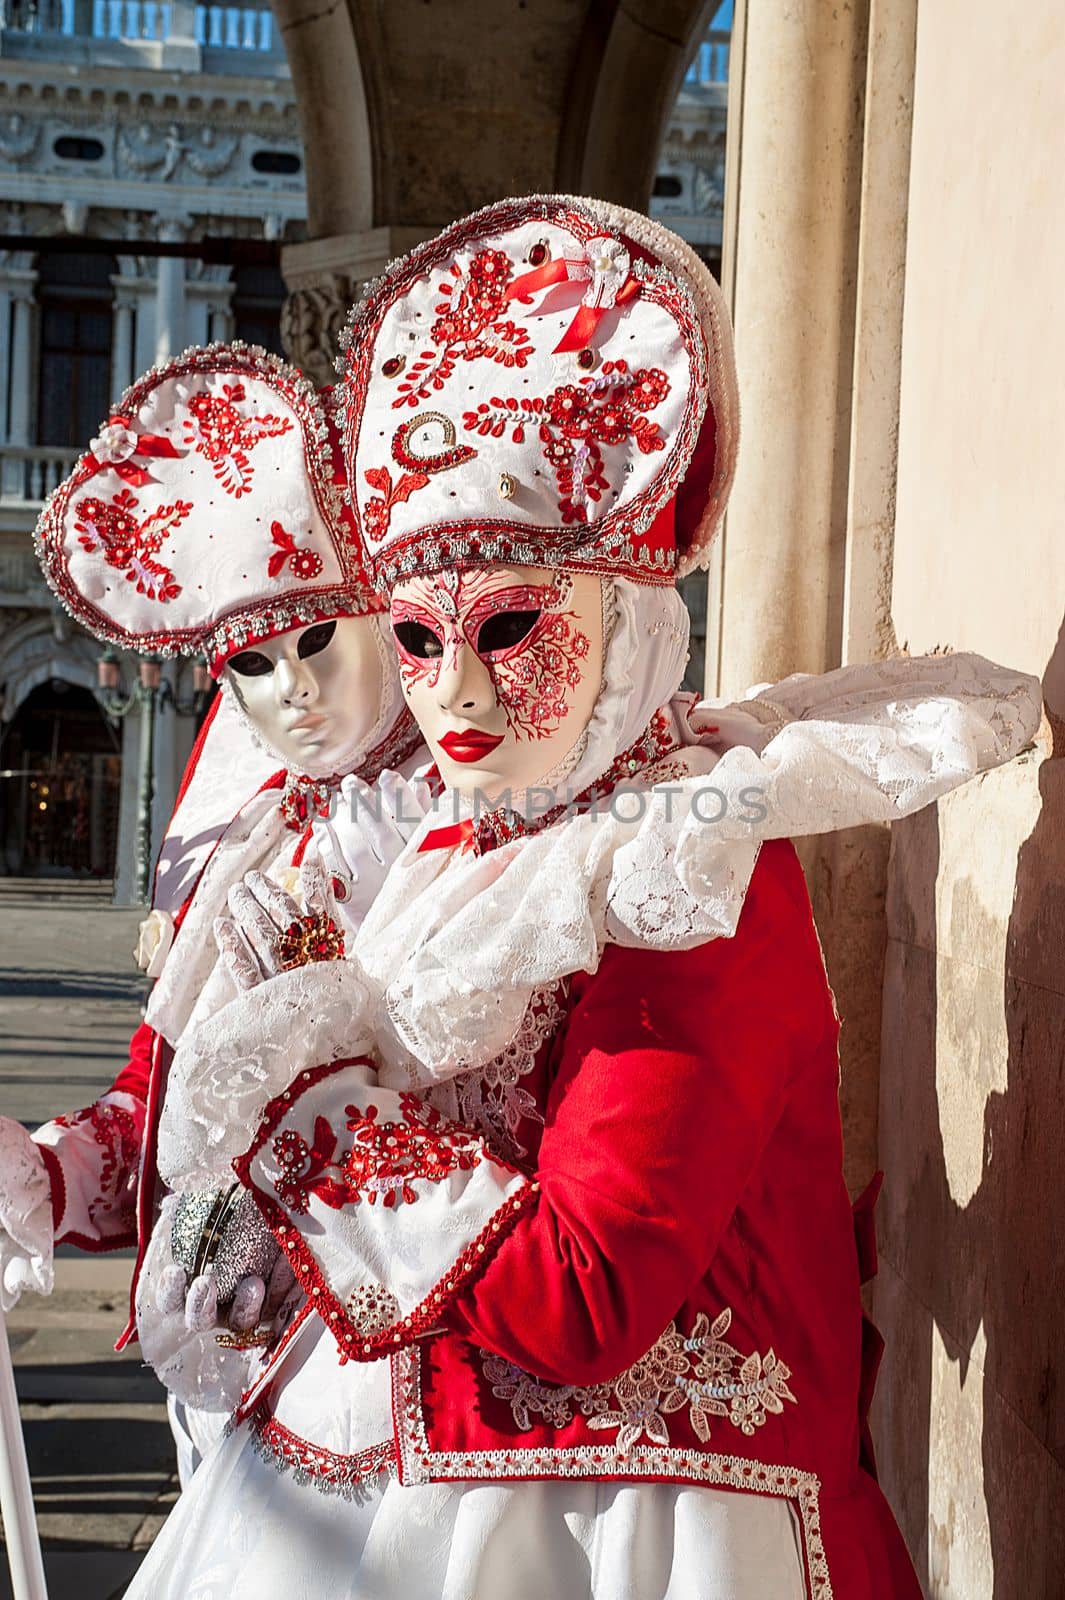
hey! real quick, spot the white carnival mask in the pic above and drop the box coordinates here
[389,564,604,802]
[225,613,384,776]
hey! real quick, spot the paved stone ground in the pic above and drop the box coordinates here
[0,881,176,1599]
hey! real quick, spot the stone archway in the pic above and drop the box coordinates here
[0,620,122,876]
[0,614,102,723]
[275,0,715,383]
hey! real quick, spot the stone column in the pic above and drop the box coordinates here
[161,0,200,69]
[273,0,712,384]
[709,0,911,1199]
[182,263,234,350]
[109,285,136,403]
[154,217,191,364]
[709,0,872,698]
[0,287,11,448]
[113,702,140,907]
[132,269,159,377]
[1,263,37,499]
[8,279,33,447]
[841,0,919,665]
[207,275,235,345]
[207,304,230,344]
[150,663,198,873]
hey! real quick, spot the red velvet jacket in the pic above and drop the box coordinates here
[232,840,921,1600]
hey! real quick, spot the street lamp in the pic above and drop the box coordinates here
[95,649,212,904]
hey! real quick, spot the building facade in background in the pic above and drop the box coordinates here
[651,12,729,279]
[0,1,729,895]
[0,0,304,895]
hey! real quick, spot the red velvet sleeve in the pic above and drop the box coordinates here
[235,841,839,1376]
[110,1019,156,1103]
[445,839,838,1384]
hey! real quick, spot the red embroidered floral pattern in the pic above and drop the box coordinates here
[271,1094,482,1215]
[90,1102,140,1201]
[233,1059,535,1364]
[73,487,191,603]
[182,381,293,497]
[267,520,324,582]
[364,412,478,538]
[392,413,476,475]
[391,249,532,410]
[390,569,589,741]
[492,608,590,741]
[463,359,669,524]
[362,464,430,542]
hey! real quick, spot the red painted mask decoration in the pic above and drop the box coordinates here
[390,565,604,801]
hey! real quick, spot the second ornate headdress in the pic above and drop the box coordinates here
[35,342,383,673]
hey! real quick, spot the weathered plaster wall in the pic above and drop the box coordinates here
[873,3,1065,1592]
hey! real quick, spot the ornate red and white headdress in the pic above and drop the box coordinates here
[35,343,383,674]
[339,195,738,590]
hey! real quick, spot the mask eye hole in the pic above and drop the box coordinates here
[297,621,337,659]
[476,609,541,656]
[393,619,444,660]
[228,650,273,677]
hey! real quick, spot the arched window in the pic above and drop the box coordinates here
[35,249,116,447]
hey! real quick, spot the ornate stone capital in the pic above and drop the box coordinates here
[280,272,355,388]
[157,212,194,244]
[280,227,430,388]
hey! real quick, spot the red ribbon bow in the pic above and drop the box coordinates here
[504,259,641,355]
[83,416,183,487]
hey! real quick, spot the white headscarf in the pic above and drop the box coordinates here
[560,578,692,797]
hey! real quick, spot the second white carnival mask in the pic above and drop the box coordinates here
[225,613,387,777]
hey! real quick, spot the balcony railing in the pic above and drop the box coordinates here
[684,29,730,88]
[0,1,275,52]
[0,444,80,504]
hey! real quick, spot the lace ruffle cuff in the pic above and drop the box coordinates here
[0,1116,55,1311]
[234,1061,535,1360]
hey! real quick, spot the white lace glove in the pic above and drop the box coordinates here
[689,690,789,755]
[0,1116,55,1312]
[313,769,431,935]
[213,859,344,992]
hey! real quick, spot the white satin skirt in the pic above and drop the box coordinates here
[167,1393,231,1487]
[129,1412,808,1600]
